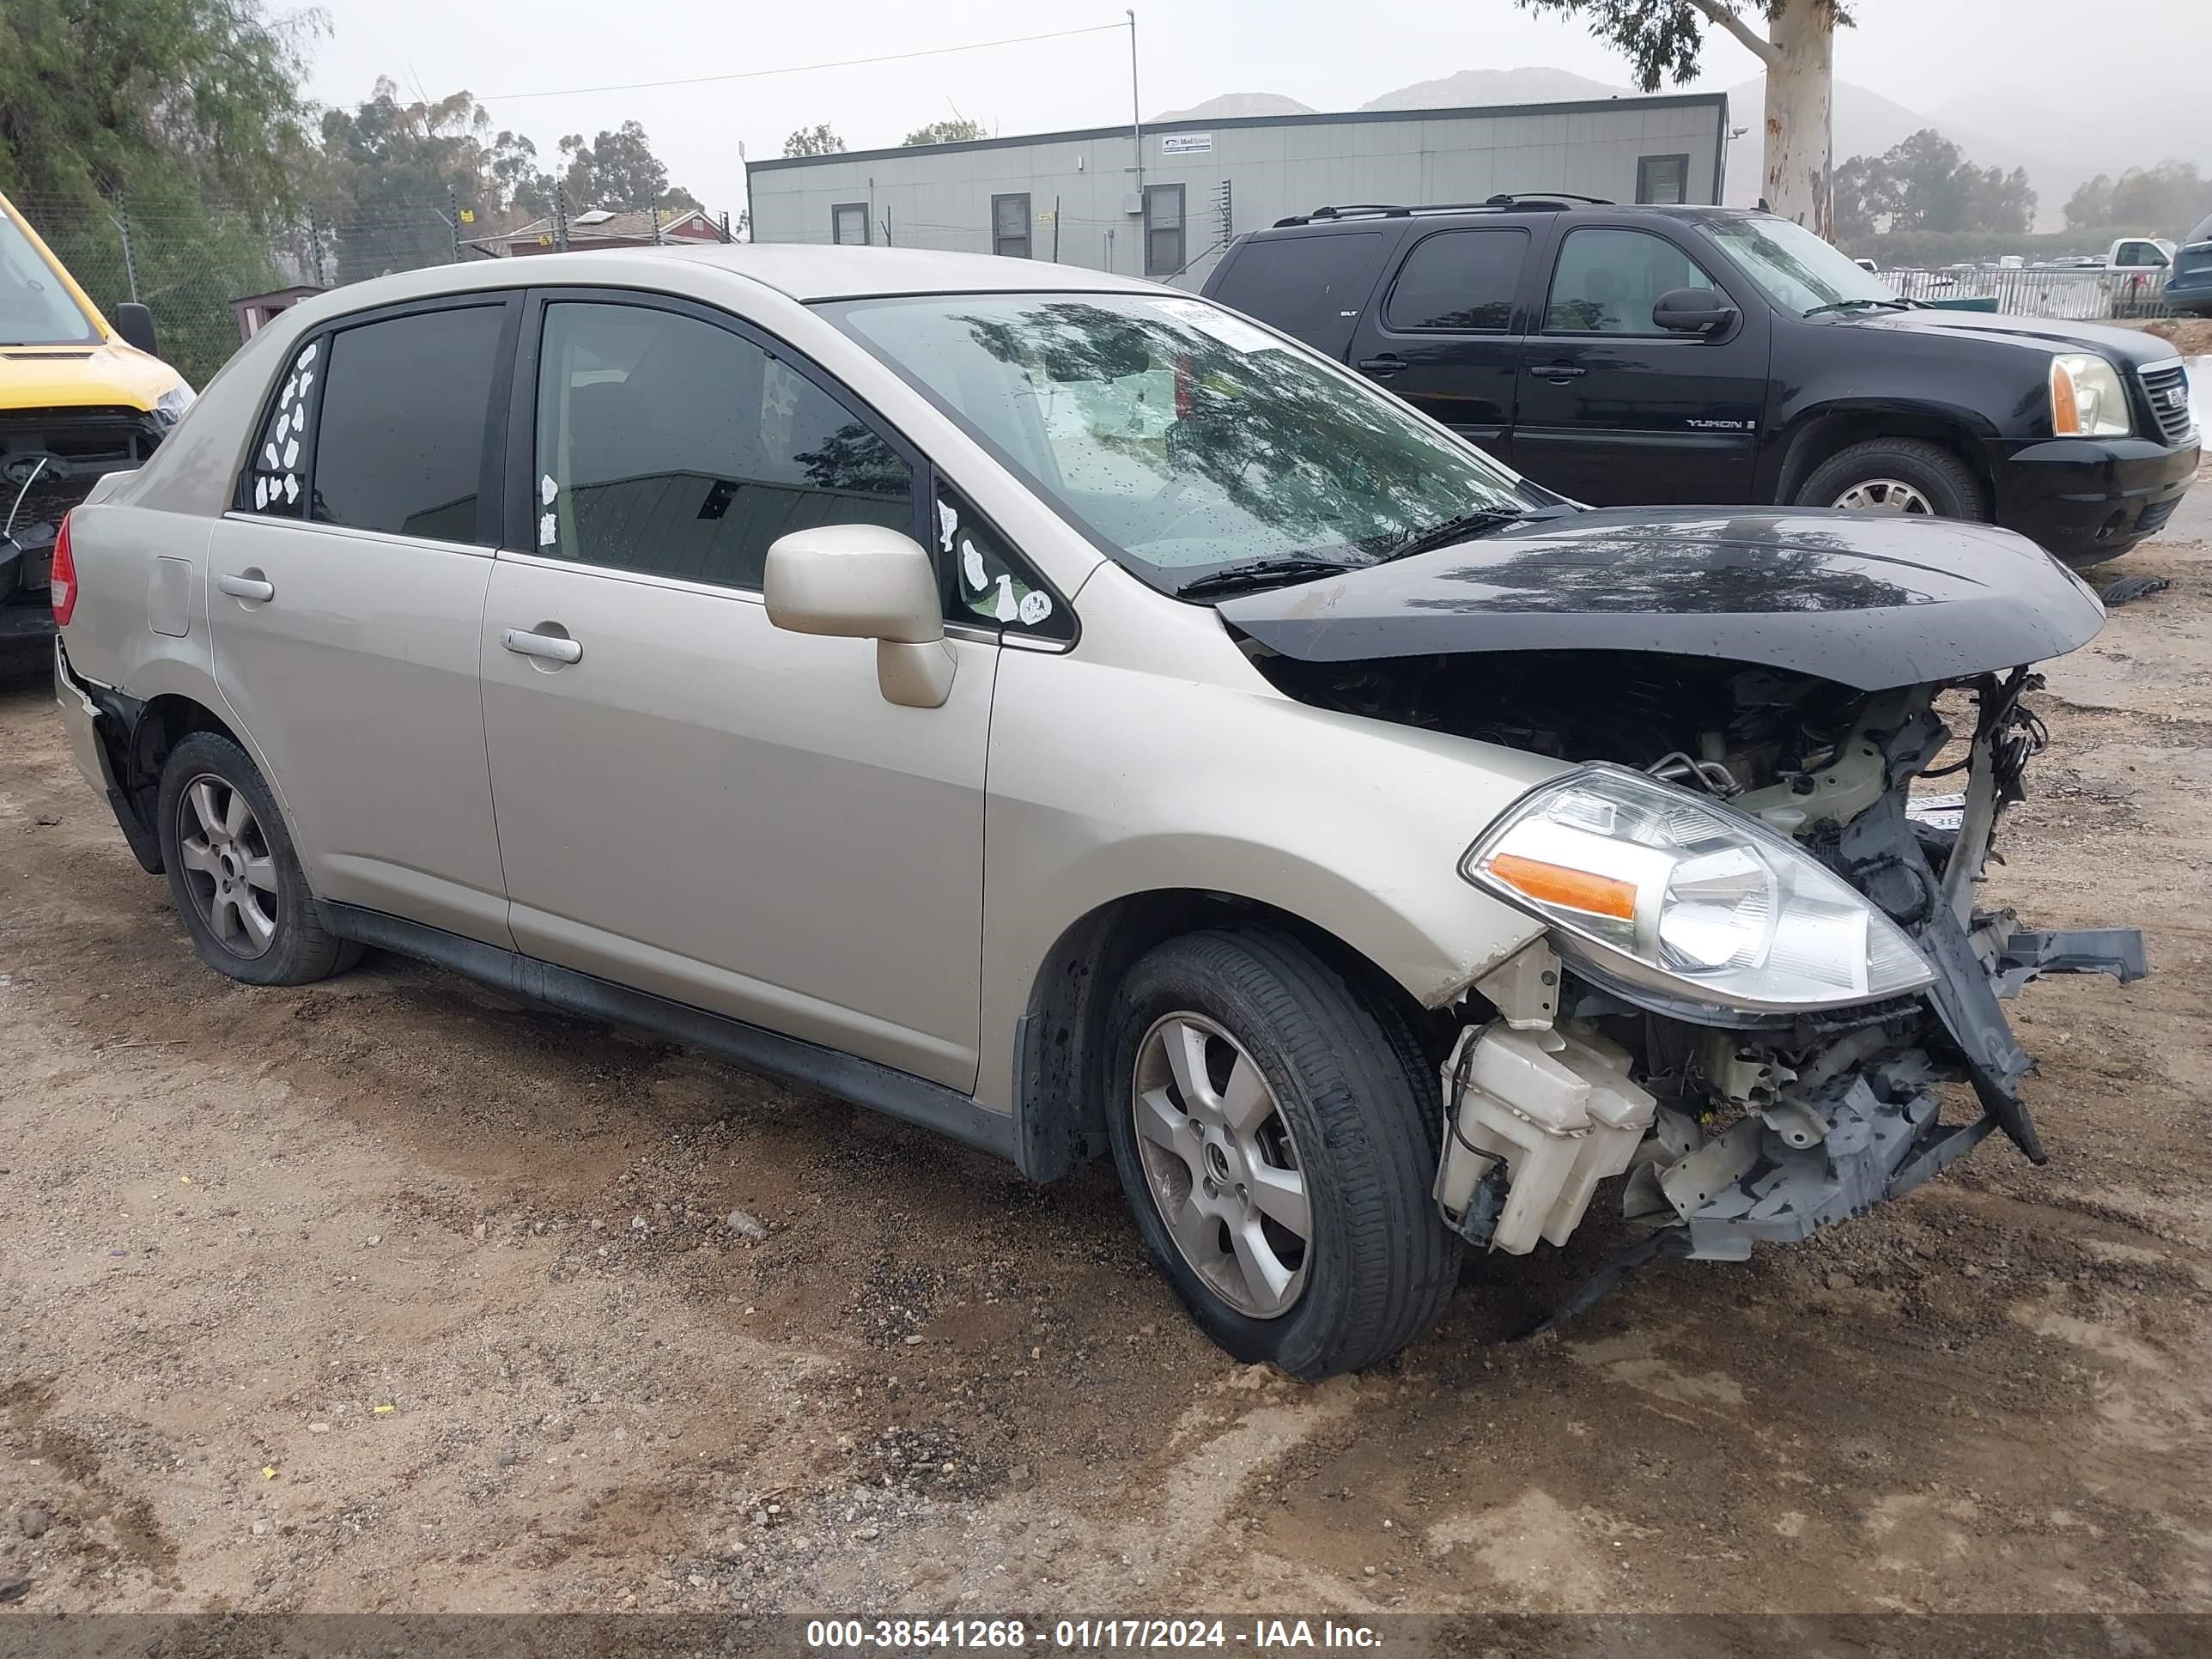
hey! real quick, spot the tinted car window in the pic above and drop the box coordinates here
[311,305,503,543]
[1209,232,1382,349]
[933,482,1070,641]
[534,301,912,591]
[1384,229,1527,332]
[1544,228,1720,334]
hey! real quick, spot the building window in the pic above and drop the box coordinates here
[1636,154,1690,206]
[1144,183,1185,277]
[992,193,1032,259]
[832,203,869,246]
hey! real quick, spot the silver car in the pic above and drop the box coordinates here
[51,246,2145,1376]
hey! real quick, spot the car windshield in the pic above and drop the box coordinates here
[1702,215,1899,315]
[2189,212,2212,244]
[825,292,1539,592]
[0,212,99,346]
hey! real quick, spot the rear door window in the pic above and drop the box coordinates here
[308,305,507,542]
[532,299,913,592]
[1543,228,1722,335]
[1383,228,1528,332]
[1207,232,1384,355]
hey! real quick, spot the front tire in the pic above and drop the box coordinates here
[156,732,361,986]
[1103,928,1459,1379]
[1796,436,1987,522]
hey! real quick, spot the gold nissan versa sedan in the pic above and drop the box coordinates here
[52,246,2149,1377]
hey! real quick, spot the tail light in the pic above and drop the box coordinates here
[50,511,76,628]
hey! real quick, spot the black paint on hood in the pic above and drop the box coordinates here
[1216,508,2106,691]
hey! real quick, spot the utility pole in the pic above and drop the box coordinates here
[110,196,140,303]
[1127,9,1143,276]
[446,183,462,263]
[553,182,569,252]
[308,210,328,288]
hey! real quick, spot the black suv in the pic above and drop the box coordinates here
[1201,198,2199,566]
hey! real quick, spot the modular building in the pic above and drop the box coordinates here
[745,93,1729,287]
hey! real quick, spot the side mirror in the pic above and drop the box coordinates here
[764,524,955,708]
[114,302,159,356]
[1651,287,1738,336]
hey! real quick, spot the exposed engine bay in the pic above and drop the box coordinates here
[1252,645,2148,1294]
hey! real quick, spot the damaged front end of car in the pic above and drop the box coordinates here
[1222,508,2148,1303]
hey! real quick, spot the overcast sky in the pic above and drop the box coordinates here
[295,0,2207,215]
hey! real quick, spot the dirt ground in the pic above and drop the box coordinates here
[3,523,2209,1625]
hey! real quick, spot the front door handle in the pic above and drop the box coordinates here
[1533,362,1587,381]
[217,571,275,603]
[501,627,583,665]
[1357,354,1407,376]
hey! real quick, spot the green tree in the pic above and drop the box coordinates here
[556,120,696,211]
[317,81,500,279]
[2066,163,2212,235]
[0,0,322,385]
[902,118,990,147]
[1515,1,1852,236]
[0,0,319,211]
[1834,129,2034,240]
[783,125,848,159]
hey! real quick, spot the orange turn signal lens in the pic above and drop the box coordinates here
[1486,853,1638,921]
[2051,360,2082,435]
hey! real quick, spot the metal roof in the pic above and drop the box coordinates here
[746,92,1730,173]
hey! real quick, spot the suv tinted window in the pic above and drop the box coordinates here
[1384,228,1527,332]
[1544,228,1720,335]
[534,301,912,591]
[1211,232,1382,347]
[312,305,504,542]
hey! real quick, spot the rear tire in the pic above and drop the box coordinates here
[156,732,362,986]
[1796,437,1987,522]
[1103,927,1459,1379]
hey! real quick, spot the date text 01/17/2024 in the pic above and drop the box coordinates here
[804,1619,1386,1650]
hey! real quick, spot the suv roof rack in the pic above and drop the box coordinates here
[1272,192,1616,228]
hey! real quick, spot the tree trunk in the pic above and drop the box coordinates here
[1761,0,1836,238]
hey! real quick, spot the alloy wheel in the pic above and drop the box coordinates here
[175,774,279,960]
[1131,1012,1311,1318]
[1832,477,1934,514]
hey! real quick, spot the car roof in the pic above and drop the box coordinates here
[1255,202,1760,234]
[274,243,1164,319]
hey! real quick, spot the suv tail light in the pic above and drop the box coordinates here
[50,511,77,628]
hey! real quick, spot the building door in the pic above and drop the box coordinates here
[1144,184,1185,277]
[1344,227,1531,463]
[1511,225,1769,505]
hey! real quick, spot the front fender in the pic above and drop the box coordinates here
[974,645,1559,1114]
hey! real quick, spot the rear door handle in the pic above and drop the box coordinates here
[501,627,583,665]
[1357,354,1407,376]
[1533,362,1587,381]
[217,571,275,602]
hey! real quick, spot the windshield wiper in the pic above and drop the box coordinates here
[1802,298,1914,318]
[1174,557,1352,599]
[1375,504,1576,562]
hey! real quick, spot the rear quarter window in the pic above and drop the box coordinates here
[1207,232,1384,356]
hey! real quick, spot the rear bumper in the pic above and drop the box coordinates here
[1995,434,2200,567]
[2161,274,2212,314]
[54,640,165,873]
[53,639,110,800]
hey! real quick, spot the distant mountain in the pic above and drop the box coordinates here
[1360,67,1632,111]
[1151,93,1317,123]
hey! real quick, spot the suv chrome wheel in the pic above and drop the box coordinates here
[1832,477,1934,514]
[1131,1012,1310,1318]
[175,774,278,959]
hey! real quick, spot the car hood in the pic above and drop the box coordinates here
[0,340,186,413]
[1216,508,2106,691]
[1834,307,2181,367]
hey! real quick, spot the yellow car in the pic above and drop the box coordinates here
[2,190,194,650]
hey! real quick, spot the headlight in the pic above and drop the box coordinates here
[1462,764,1935,1013]
[2050,353,2130,438]
[153,384,196,427]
